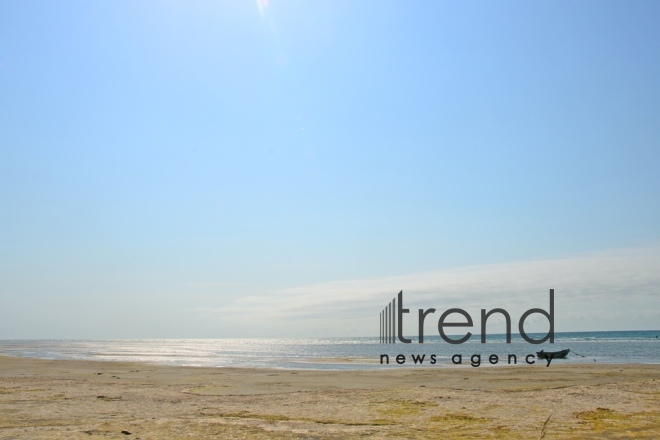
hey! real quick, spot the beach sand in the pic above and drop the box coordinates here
[0,356,658,439]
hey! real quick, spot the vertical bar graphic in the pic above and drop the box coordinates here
[383,309,385,343]
[379,293,401,344]
[390,299,393,343]
[392,299,396,344]
[386,303,390,343]
[390,301,393,343]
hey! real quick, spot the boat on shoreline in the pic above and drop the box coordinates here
[536,349,570,359]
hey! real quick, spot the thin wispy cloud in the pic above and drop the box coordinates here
[196,245,660,336]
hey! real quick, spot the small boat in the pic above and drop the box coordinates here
[536,349,570,359]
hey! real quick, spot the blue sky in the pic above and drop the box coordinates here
[1,1,658,338]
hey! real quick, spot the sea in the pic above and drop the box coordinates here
[0,331,658,370]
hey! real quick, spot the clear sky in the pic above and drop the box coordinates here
[1,1,658,338]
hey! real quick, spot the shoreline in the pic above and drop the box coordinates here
[4,351,660,370]
[2,332,658,372]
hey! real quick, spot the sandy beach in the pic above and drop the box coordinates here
[0,356,658,439]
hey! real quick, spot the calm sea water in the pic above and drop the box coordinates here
[0,331,657,370]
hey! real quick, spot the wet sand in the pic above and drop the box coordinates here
[0,355,658,439]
